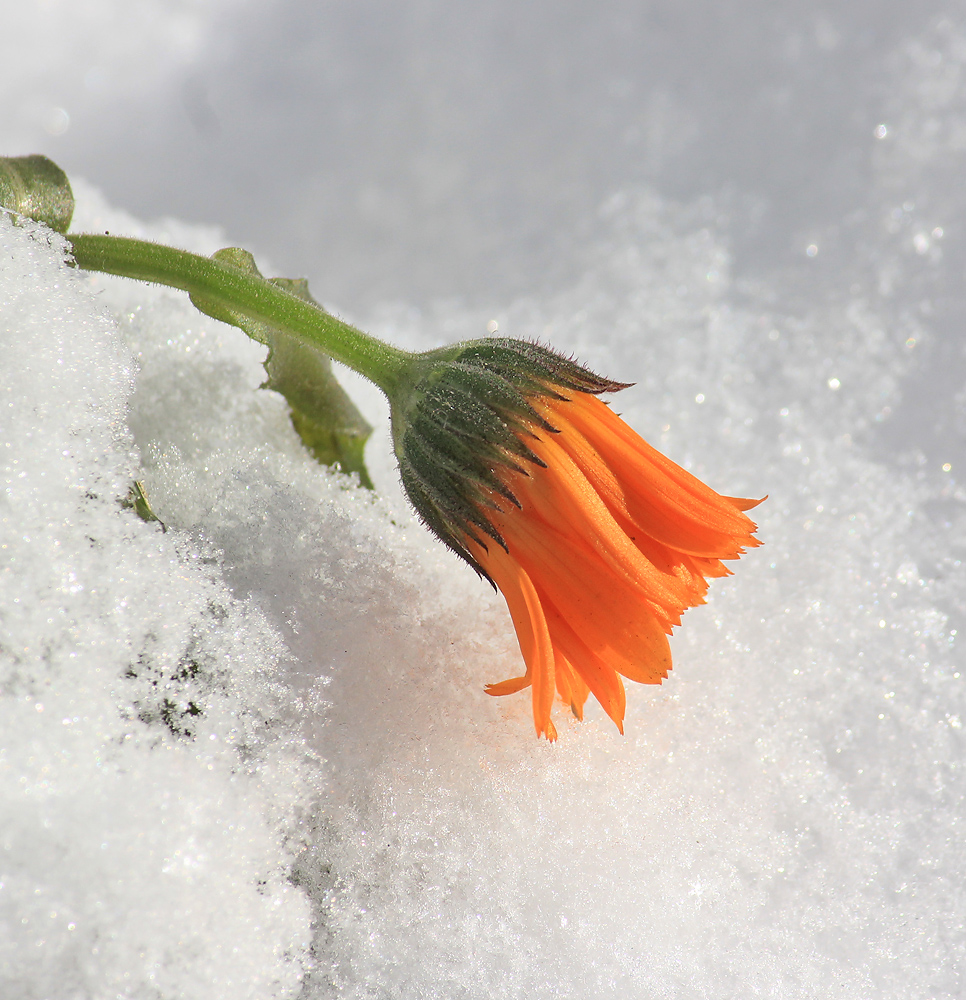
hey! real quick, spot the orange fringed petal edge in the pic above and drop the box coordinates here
[477,390,762,739]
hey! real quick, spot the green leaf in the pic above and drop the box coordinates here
[122,480,167,531]
[0,154,74,233]
[190,248,374,488]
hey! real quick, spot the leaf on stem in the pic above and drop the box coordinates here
[190,248,374,488]
[0,154,74,232]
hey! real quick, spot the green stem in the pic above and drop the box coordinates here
[67,233,412,396]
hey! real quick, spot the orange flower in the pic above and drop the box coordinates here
[392,339,762,740]
[470,390,761,740]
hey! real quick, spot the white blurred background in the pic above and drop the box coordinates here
[4,2,966,998]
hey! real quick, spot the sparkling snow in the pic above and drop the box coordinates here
[3,4,966,999]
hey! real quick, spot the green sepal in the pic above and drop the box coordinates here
[398,462,498,583]
[0,154,74,233]
[455,339,631,395]
[448,362,557,433]
[189,248,374,488]
[405,426,522,510]
[391,337,629,578]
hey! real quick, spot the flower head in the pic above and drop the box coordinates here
[391,338,762,740]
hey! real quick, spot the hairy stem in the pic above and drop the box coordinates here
[68,233,412,395]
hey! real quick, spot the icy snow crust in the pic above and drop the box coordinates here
[0,214,314,998]
[4,10,966,1000]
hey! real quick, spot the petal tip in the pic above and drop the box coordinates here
[484,674,531,697]
[540,719,559,742]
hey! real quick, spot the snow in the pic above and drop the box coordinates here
[3,3,966,999]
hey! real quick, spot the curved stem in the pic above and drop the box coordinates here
[67,233,413,396]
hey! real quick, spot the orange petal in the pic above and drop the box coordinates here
[511,430,697,619]
[489,497,680,634]
[536,575,672,686]
[554,649,591,719]
[485,674,531,697]
[553,650,574,707]
[539,598,626,732]
[726,494,767,512]
[500,500,682,647]
[473,540,556,739]
[555,395,760,558]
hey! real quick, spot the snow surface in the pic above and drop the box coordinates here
[4,3,966,999]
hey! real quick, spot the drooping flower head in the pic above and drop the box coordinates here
[390,338,762,740]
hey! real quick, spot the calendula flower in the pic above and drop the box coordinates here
[46,183,760,741]
[391,338,762,740]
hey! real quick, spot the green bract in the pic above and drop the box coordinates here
[389,338,629,580]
